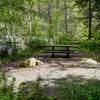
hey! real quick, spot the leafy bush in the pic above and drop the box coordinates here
[78,40,100,61]
[58,35,72,44]
[57,81,100,100]
[18,81,46,100]
[79,40,100,53]
[27,38,47,49]
[0,72,16,100]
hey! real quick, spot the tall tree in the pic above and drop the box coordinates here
[47,0,53,43]
[88,0,92,39]
[64,0,68,35]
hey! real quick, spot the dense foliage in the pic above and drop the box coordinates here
[0,0,100,50]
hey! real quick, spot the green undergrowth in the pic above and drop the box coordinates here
[78,40,100,61]
[56,80,100,100]
[0,47,43,63]
[0,39,100,63]
[79,40,100,52]
[0,72,100,100]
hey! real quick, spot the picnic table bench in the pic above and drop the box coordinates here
[42,45,78,58]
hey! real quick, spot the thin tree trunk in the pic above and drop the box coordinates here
[64,0,68,35]
[55,0,59,43]
[88,0,92,39]
[48,0,52,43]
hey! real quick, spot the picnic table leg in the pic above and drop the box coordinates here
[66,47,70,58]
[67,52,70,58]
[52,46,54,57]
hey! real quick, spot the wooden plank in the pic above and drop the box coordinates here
[41,44,79,58]
[45,50,71,51]
[44,51,72,53]
[40,45,78,47]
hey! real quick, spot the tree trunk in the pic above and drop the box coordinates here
[48,0,52,43]
[88,0,92,39]
[64,0,68,35]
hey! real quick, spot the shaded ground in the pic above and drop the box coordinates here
[2,57,100,86]
[1,55,100,97]
[1,54,100,97]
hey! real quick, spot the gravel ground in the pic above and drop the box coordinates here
[5,57,100,88]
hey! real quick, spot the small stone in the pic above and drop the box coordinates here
[19,58,43,68]
[80,58,98,65]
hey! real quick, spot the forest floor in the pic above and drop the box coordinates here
[0,54,100,95]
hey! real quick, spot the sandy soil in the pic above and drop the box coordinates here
[4,57,100,88]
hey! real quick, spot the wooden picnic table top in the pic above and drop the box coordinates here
[41,45,77,47]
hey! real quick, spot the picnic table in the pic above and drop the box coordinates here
[43,45,78,58]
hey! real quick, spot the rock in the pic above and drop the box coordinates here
[80,58,98,65]
[0,44,12,56]
[19,58,43,68]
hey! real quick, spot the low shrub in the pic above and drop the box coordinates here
[27,38,47,50]
[78,40,100,61]
[57,81,100,100]
[79,40,100,53]
[18,81,45,100]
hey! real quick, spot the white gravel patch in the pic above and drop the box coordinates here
[6,60,100,87]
